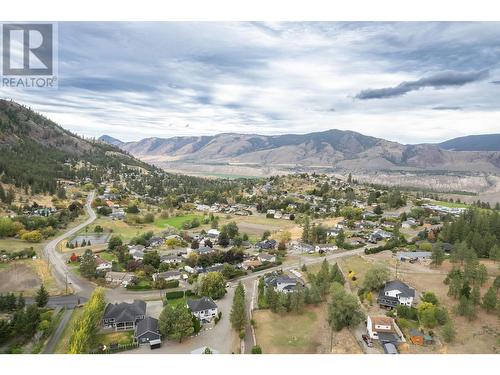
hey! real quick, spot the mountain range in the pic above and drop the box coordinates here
[99,130,500,174]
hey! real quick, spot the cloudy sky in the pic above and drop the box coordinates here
[2,22,500,143]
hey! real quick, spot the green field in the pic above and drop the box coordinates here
[154,214,205,230]
[431,200,469,208]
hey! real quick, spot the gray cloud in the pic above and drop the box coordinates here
[490,80,500,84]
[355,70,489,100]
[432,106,463,111]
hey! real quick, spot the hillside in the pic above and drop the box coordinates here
[0,100,152,194]
[99,130,500,174]
[439,134,500,151]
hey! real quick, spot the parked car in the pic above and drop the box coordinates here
[361,334,373,347]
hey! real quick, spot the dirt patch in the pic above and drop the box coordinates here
[0,262,41,293]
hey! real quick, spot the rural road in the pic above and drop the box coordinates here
[43,308,73,354]
[42,191,97,299]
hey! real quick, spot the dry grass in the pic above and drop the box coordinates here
[54,307,84,354]
[253,304,362,354]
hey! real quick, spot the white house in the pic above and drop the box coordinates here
[377,280,415,308]
[258,253,276,263]
[367,316,405,343]
[315,244,338,253]
[187,297,218,323]
[207,229,220,239]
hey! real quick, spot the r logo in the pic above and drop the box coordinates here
[2,23,53,76]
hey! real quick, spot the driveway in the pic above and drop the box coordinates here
[127,285,238,354]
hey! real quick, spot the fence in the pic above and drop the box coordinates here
[89,342,139,354]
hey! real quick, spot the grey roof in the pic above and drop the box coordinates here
[383,342,399,354]
[103,300,146,323]
[187,297,217,312]
[135,316,159,338]
[157,270,181,278]
[397,251,432,260]
[382,280,415,298]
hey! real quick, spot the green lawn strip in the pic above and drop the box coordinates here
[154,214,204,230]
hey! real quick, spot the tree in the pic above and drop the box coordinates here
[159,303,194,343]
[108,235,123,251]
[94,225,104,233]
[230,282,247,332]
[482,286,498,313]
[471,285,481,305]
[200,272,226,300]
[68,288,106,353]
[442,321,456,343]
[143,251,161,269]
[490,244,500,263]
[373,205,383,215]
[431,242,445,266]
[266,285,279,312]
[21,230,43,243]
[301,216,310,244]
[421,292,439,305]
[223,221,239,239]
[417,302,438,328]
[261,230,271,241]
[251,345,262,354]
[362,265,390,291]
[79,249,97,278]
[327,283,365,331]
[456,296,476,321]
[35,284,49,307]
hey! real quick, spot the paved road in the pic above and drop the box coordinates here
[42,191,97,299]
[43,308,73,354]
[128,285,238,354]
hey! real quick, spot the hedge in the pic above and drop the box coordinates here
[164,290,194,299]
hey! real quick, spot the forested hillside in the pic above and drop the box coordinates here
[0,100,151,194]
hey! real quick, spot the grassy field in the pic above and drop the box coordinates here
[253,305,361,354]
[154,214,204,230]
[82,217,158,242]
[54,307,84,353]
[338,255,378,290]
[96,331,134,346]
[431,200,470,208]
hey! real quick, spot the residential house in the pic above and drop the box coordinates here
[256,239,276,250]
[293,242,314,253]
[315,244,338,253]
[207,229,220,239]
[402,218,418,228]
[134,316,161,345]
[242,259,262,270]
[102,300,146,331]
[265,274,303,294]
[397,251,432,262]
[187,297,218,323]
[366,316,405,344]
[148,236,164,247]
[160,254,183,265]
[105,271,136,287]
[95,255,112,272]
[152,270,182,282]
[377,280,415,308]
[258,253,276,263]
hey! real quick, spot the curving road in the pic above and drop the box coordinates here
[42,191,97,299]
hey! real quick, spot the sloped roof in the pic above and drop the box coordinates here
[187,296,217,312]
[103,300,146,322]
[382,280,415,298]
[135,316,159,337]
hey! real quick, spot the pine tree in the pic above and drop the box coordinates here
[230,282,247,332]
[482,286,498,313]
[301,216,310,244]
[35,284,49,307]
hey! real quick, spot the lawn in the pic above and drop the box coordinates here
[80,217,158,242]
[96,331,134,346]
[338,255,377,290]
[431,200,469,208]
[54,307,84,353]
[154,214,204,230]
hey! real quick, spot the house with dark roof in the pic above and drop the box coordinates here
[187,297,218,323]
[377,280,415,308]
[134,316,161,345]
[102,300,146,331]
[264,274,304,294]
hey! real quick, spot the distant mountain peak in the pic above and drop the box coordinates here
[98,134,124,146]
[439,134,500,151]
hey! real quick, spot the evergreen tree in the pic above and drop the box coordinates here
[482,286,498,313]
[230,282,247,332]
[35,284,49,307]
